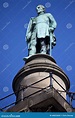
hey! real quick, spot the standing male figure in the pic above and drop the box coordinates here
[25,5,57,59]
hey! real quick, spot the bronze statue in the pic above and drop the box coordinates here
[24,5,57,59]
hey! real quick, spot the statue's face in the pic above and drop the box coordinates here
[36,5,45,14]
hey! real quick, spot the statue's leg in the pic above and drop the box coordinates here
[36,38,41,53]
[29,39,36,56]
[45,36,50,54]
[46,44,50,54]
[23,39,36,60]
[40,38,46,54]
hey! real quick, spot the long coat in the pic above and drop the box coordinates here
[26,13,57,50]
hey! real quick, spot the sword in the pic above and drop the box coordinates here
[50,31,53,56]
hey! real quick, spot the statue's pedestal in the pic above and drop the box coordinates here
[13,54,70,101]
[6,54,73,112]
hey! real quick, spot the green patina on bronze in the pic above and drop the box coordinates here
[25,5,57,59]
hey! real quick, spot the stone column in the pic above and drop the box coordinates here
[12,54,70,103]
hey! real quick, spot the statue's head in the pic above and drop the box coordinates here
[36,5,45,14]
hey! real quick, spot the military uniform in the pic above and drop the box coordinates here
[26,5,57,57]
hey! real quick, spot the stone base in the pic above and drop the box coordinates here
[6,87,73,112]
[13,54,70,101]
[7,54,71,112]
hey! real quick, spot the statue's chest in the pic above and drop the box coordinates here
[36,15,49,23]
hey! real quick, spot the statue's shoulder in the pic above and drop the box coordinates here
[30,17,36,20]
[45,13,52,17]
[29,17,36,24]
[29,17,34,22]
[31,17,34,19]
[30,17,36,24]
[28,17,34,22]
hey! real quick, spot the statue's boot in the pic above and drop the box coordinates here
[40,40,46,54]
[23,46,36,61]
[23,55,31,61]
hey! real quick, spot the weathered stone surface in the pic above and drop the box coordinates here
[13,54,70,101]
[6,54,72,112]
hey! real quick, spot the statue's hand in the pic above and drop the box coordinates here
[26,32,31,41]
[49,27,54,33]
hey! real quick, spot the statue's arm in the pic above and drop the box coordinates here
[26,18,33,42]
[47,13,57,31]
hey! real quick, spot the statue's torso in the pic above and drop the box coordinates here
[35,13,50,38]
